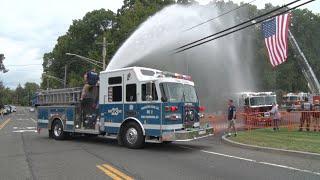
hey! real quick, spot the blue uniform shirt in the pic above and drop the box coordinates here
[228,105,236,120]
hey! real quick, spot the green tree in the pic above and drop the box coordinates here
[41,9,116,88]
[40,0,320,96]
[42,0,174,88]
[15,84,25,105]
[23,82,40,106]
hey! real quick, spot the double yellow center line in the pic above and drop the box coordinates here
[97,163,134,180]
[0,118,11,130]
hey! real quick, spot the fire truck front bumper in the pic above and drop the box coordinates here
[161,127,214,142]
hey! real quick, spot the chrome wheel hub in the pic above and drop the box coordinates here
[126,127,138,144]
[54,124,62,137]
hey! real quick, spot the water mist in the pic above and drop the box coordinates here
[107,4,257,111]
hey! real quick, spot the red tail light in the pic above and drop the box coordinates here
[171,106,178,112]
[198,106,206,112]
[165,106,178,112]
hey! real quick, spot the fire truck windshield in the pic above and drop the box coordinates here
[160,82,198,103]
[250,96,276,106]
[250,97,265,106]
[265,96,276,105]
[283,96,298,101]
[289,96,298,101]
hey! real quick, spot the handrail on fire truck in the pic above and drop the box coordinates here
[35,87,82,106]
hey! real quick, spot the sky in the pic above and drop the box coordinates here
[0,0,123,89]
[0,0,319,89]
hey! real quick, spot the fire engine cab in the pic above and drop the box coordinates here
[237,92,277,126]
[282,92,309,111]
[238,92,277,112]
[36,67,213,148]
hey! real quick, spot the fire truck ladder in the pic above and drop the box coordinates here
[288,30,320,94]
[36,87,82,105]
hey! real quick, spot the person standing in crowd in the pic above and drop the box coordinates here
[313,100,320,132]
[270,103,281,131]
[299,101,312,131]
[227,99,237,137]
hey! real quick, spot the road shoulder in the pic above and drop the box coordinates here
[222,134,320,159]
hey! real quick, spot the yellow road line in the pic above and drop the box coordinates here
[97,165,122,180]
[0,118,11,130]
[102,164,134,180]
[0,118,11,129]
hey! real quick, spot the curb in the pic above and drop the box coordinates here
[222,134,320,159]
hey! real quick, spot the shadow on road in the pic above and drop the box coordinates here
[45,135,211,153]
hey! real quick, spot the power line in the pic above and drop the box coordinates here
[6,64,42,67]
[174,0,302,52]
[184,0,258,32]
[4,69,42,72]
[1,80,40,84]
[174,0,315,54]
[176,0,301,51]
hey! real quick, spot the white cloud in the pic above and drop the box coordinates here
[0,36,43,88]
[0,0,124,89]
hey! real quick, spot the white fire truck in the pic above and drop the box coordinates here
[238,92,277,111]
[36,67,213,148]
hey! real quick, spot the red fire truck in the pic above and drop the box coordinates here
[237,92,277,127]
[282,92,309,111]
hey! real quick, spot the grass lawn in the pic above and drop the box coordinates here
[229,128,320,154]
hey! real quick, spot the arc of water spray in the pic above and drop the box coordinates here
[183,0,258,32]
[173,0,315,54]
[174,0,302,53]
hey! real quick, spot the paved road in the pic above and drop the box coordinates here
[1,106,320,180]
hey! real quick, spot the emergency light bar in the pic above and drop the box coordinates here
[158,71,192,81]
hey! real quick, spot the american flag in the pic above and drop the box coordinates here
[262,13,291,67]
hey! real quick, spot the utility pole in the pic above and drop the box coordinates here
[99,36,112,70]
[64,65,67,88]
[102,37,107,70]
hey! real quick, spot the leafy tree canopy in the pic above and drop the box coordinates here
[40,0,320,96]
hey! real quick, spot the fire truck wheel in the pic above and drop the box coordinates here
[122,122,145,149]
[52,120,65,140]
